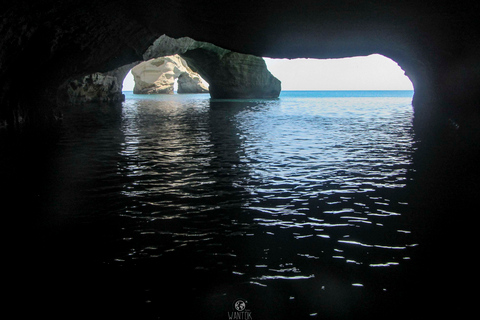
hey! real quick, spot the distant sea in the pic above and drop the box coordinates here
[124,90,414,99]
[279,90,414,97]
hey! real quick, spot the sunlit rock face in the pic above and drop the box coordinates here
[131,55,208,94]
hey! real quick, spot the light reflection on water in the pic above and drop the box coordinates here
[11,91,427,318]
[112,93,418,289]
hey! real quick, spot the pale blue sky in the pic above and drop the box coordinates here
[122,54,413,91]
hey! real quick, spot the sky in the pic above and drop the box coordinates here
[122,54,413,91]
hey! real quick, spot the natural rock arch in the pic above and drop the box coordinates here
[57,35,281,105]
[142,35,281,99]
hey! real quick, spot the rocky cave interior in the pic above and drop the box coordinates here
[1,1,479,318]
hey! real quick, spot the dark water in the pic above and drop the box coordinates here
[2,91,474,319]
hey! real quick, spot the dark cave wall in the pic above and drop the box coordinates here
[1,0,480,130]
[0,1,156,127]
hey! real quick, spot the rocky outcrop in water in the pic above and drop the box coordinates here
[131,55,208,94]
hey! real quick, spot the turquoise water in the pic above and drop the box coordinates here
[124,90,414,100]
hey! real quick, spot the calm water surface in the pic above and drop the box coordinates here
[3,91,471,319]
[115,92,417,276]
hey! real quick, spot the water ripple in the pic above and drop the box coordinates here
[47,93,419,311]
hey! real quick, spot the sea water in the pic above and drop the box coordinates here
[3,90,470,319]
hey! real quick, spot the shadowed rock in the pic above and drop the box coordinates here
[57,63,135,104]
[177,72,209,94]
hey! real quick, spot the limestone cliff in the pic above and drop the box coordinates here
[131,55,208,94]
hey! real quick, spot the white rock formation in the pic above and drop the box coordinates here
[131,55,208,94]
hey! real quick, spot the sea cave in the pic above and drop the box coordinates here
[1,1,478,319]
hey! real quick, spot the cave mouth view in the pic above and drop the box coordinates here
[121,54,414,93]
[3,49,472,319]
[2,2,479,319]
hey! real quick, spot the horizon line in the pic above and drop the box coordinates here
[122,89,414,92]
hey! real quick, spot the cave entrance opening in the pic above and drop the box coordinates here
[174,77,178,93]
[123,69,135,92]
[121,53,412,96]
[263,54,413,92]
